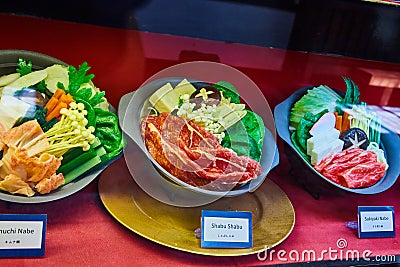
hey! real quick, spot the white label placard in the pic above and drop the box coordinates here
[203,217,249,243]
[201,210,252,248]
[0,221,44,249]
[359,211,394,232]
[357,206,395,238]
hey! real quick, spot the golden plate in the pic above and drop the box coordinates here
[98,157,295,256]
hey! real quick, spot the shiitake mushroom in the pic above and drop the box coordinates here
[189,85,221,109]
[339,127,369,150]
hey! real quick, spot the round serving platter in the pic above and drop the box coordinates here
[98,154,295,256]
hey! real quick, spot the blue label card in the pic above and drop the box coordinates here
[0,214,47,257]
[358,206,395,238]
[201,210,252,248]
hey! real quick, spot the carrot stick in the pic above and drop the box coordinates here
[46,102,68,121]
[44,97,59,114]
[53,88,65,99]
[45,89,66,114]
[65,94,74,104]
[334,112,342,133]
[342,111,350,132]
[58,93,74,106]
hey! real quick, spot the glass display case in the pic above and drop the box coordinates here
[0,1,399,266]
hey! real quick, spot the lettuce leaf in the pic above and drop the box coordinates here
[294,109,328,155]
[213,81,240,104]
[221,110,265,161]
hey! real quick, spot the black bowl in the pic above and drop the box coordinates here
[274,86,400,196]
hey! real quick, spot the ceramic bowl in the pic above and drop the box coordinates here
[0,49,119,203]
[119,77,279,198]
[274,86,400,196]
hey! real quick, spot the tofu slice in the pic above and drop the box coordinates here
[307,128,340,155]
[311,139,344,165]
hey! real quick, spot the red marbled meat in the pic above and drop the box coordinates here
[314,148,386,188]
[141,113,262,190]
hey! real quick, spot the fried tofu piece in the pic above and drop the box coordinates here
[0,147,62,183]
[1,120,49,157]
[0,173,35,197]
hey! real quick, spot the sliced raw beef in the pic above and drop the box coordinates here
[314,148,386,188]
[141,113,262,190]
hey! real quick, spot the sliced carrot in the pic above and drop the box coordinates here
[334,112,342,133]
[65,93,74,104]
[58,93,74,106]
[342,111,351,132]
[46,102,68,121]
[53,88,65,99]
[45,89,65,114]
[44,89,77,120]
[44,97,59,114]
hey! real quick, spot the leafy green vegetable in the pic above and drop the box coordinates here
[87,90,105,107]
[74,87,93,101]
[16,58,32,76]
[66,62,94,95]
[93,107,125,155]
[290,132,311,162]
[178,97,184,108]
[221,110,265,161]
[241,110,265,152]
[35,80,47,92]
[336,77,361,115]
[213,81,240,104]
[290,85,342,128]
[59,62,105,107]
[57,81,65,90]
[294,109,328,155]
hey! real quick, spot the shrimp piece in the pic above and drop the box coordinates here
[35,173,64,194]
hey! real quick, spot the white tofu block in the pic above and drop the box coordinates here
[0,95,31,130]
[307,128,340,155]
[311,139,344,165]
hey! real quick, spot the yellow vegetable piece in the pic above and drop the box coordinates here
[149,79,197,113]
[44,64,69,93]
[0,73,20,87]
[9,69,48,90]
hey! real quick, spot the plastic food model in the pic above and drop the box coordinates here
[0,59,125,196]
[140,79,266,191]
[289,77,388,189]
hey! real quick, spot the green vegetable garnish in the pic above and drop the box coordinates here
[93,107,125,160]
[221,110,265,161]
[66,62,94,94]
[290,85,342,128]
[58,62,105,107]
[16,58,32,76]
[336,77,361,115]
[294,109,328,157]
[213,81,240,104]
[290,131,311,162]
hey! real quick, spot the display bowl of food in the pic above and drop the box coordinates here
[0,50,125,203]
[275,77,400,195]
[119,77,278,199]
